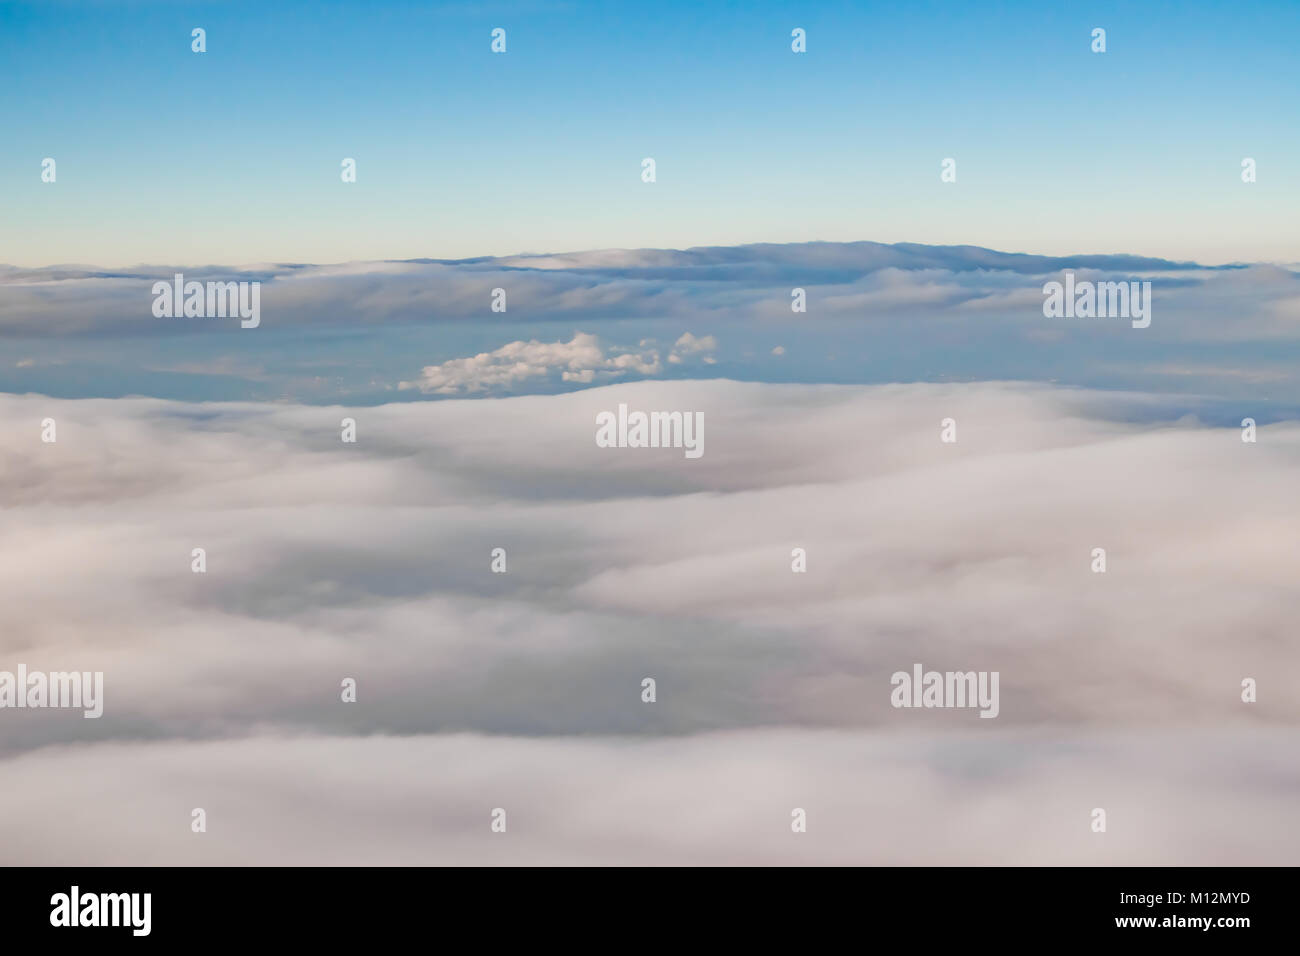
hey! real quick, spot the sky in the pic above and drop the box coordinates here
[2,0,1298,267]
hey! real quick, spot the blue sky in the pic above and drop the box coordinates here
[3,0,1298,266]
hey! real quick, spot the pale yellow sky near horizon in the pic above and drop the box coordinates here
[4,185,1296,269]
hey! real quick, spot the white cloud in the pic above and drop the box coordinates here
[1,380,1297,863]
[2,730,1295,865]
[7,242,1281,345]
[668,331,718,365]
[398,332,661,394]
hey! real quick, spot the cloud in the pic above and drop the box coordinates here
[2,730,1295,865]
[0,241,1268,340]
[397,332,663,393]
[0,379,1297,862]
[6,241,1300,406]
[667,331,718,365]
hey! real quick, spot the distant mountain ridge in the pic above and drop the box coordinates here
[0,239,1235,284]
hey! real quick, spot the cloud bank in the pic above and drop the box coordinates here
[1,379,1296,863]
[5,241,1300,409]
[0,240,1287,339]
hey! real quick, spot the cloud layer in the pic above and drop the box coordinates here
[0,241,1286,339]
[6,240,1300,407]
[1,379,1296,863]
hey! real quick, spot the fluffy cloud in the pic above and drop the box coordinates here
[397,332,664,393]
[0,380,1296,862]
[3,731,1295,865]
[668,331,717,365]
